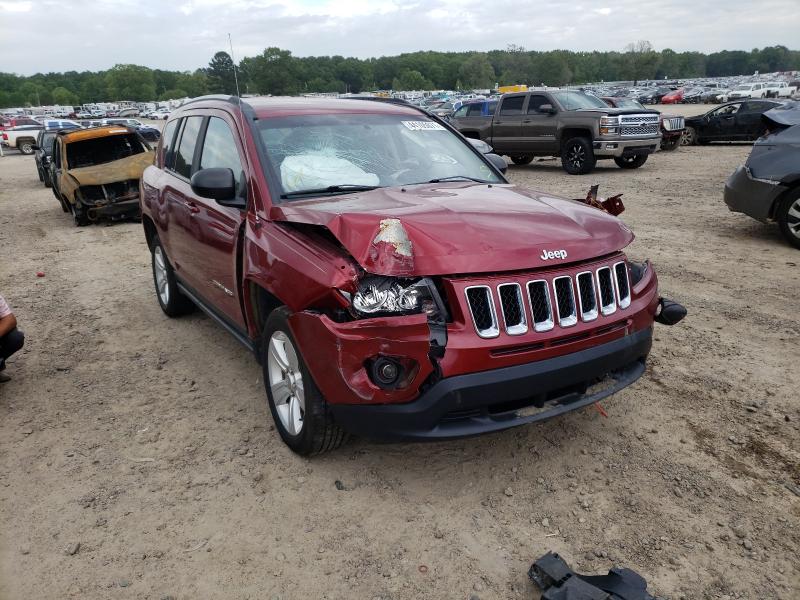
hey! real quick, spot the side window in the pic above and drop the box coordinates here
[198,117,244,191]
[499,96,525,116]
[453,105,469,118]
[173,116,203,179]
[527,95,550,114]
[466,103,484,116]
[161,118,179,170]
[486,100,498,115]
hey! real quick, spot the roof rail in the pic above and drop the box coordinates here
[178,95,242,108]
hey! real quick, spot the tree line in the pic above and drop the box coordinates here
[1,44,798,108]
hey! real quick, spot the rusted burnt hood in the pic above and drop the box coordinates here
[66,152,154,187]
[270,182,634,276]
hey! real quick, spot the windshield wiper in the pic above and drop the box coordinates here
[280,184,381,199]
[426,175,491,183]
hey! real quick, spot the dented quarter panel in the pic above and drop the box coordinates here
[288,311,434,405]
[270,182,634,276]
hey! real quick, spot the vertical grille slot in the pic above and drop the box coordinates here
[614,262,631,309]
[465,286,499,338]
[526,280,554,332]
[497,283,527,335]
[552,276,577,327]
[576,271,598,321]
[596,267,616,315]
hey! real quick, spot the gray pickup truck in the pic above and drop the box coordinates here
[450,90,662,174]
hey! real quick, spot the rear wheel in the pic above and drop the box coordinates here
[262,307,348,456]
[150,237,194,316]
[73,205,89,226]
[561,137,596,175]
[36,163,44,182]
[681,126,697,146]
[661,136,681,151]
[510,155,534,165]
[18,138,35,155]
[777,190,800,250]
[614,154,648,169]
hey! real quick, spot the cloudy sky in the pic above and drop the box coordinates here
[1,0,798,75]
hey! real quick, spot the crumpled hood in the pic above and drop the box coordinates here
[66,151,154,186]
[270,183,634,276]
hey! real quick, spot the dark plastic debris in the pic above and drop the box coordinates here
[529,552,656,600]
[576,184,625,216]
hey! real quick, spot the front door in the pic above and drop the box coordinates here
[175,112,248,329]
[491,95,527,153]
[521,94,558,153]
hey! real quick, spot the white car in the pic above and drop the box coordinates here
[763,82,797,99]
[728,83,767,100]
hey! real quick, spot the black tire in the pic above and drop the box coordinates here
[262,306,348,456]
[561,137,596,175]
[36,163,44,182]
[614,154,648,169]
[681,126,697,146]
[510,155,534,165]
[150,236,194,316]
[660,136,681,152]
[776,190,800,250]
[73,205,89,227]
[18,138,35,155]
[44,172,52,188]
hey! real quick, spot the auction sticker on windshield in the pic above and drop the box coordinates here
[402,121,446,131]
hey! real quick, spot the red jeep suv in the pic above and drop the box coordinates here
[140,95,685,455]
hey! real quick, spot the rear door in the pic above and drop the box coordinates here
[736,101,778,139]
[491,95,527,153]
[172,112,248,328]
[706,103,741,140]
[521,94,558,153]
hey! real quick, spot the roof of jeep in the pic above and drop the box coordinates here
[180,95,422,119]
[59,125,135,143]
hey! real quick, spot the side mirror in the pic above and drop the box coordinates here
[539,104,556,114]
[467,137,493,154]
[486,153,508,175]
[190,168,244,208]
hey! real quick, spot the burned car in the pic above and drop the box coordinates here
[49,126,154,226]
[724,101,800,249]
[141,96,685,455]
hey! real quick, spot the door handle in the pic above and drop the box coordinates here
[185,200,200,214]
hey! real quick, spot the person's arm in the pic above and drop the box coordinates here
[0,313,17,337]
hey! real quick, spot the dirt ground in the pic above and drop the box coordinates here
[1,107,798,600]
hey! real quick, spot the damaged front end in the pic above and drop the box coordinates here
[75,178,142,222]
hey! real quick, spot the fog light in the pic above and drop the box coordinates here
[371,357,402,387]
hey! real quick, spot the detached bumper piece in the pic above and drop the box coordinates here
[655,297,686,326]
[724,165,787,223]
[529,552,655,600]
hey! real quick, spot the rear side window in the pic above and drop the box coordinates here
[161,118,179,169]
[174,116,203,178]
[199,117,244,190]
[499,96,525,116]
[466,103,484,116]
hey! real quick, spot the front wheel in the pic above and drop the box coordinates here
[150,237,194,316]
[614,154,648,169]
[681,126,697,146]
[561,137,596,175]
[262,307,348,456]
[777,190,800,250]
[510,155,534,165]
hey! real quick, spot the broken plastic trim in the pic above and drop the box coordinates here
[529,551,656,600]
[576,184,625,216]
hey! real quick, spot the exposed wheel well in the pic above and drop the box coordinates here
[771,183,800,220]
[249,282,284,364]
[142,214,158,250]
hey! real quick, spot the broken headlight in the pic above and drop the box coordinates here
[350,276,446,320]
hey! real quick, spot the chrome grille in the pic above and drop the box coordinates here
[614,262,631,309]
[620,114,659,137]
[497,283,527,335]
[597,267,616,315]
[576,272,598,321]
[527,280,554,332]
[662,116,684,131]
[553,276,577,327]
[465,286,499,338]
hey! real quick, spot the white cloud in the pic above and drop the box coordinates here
[0,1,32,12]
[594,7,612,15]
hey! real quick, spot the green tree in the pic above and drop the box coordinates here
[391,69,433,91]
[458,53,496,89]
[622,41,661,83]
[51,86,79,106]
[105,64,156,101]
[160,88,188,101]
[207,51,237,95]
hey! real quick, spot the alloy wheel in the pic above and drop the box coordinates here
[567,144,585,169]
[267,331,305,436]
[787,198,800,240]
[153,246,170,305]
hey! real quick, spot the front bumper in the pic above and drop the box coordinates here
[593,137,661,158]
[81,198,141,220]
[724,165,787,223]
[329,326,652,441]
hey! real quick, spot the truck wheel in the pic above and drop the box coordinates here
[614,154,648,169]
[18,138,35,155]
[681,127,697,146]
[150,236,194,316]
[73,205,89,227]
[510,155,534,165]
[777,190,800,250]
[660,137,681,152]
[262,307,348,456]
[561,137,596,175]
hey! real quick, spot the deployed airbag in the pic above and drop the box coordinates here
[280,153,379,192]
